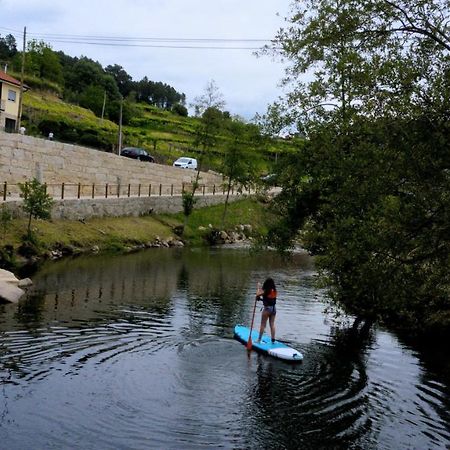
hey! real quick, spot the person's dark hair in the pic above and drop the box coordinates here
[262,277,276,292]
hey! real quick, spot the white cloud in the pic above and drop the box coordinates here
[1,0,291,118]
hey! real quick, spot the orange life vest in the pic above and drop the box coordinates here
[263,289,277,306]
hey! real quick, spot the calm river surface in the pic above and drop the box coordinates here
[0,248,449,449]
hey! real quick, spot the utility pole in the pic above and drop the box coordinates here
[117,97,123,154]
[17,26,26,132]
[101,90,106,123]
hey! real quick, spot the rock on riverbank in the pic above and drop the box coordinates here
[0,269,32,303]
[198,224,254,245]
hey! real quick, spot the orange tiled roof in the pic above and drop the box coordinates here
[0,70,22,87]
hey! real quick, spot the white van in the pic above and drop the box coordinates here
[173,157,198,170]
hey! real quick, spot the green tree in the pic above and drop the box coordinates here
[181,190,198,229]
[14,40,64,85]
[192,79,225,117]
[62,57,122,121]
[0,34,17,61]
[220,119,259,227]
[134,77,185,108]
[105,64,132,97]
[263,0,450,335]
[64,57,104,93]
[181,81,226,230]
[19,179,54,238]
[79,84,106,116]
[172,103,188,117]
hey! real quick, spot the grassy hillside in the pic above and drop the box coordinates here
[124,103,202,165]
[21,91,212,165]
[21,90,294,172]
[22,91,119,150]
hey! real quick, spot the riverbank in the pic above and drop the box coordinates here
[0,198,272,274]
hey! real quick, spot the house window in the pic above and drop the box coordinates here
[8,90,16,102]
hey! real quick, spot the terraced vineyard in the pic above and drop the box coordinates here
[21,90,293,172]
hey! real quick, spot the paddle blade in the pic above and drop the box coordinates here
[246,336,253,350]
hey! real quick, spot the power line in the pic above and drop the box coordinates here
[38,40,265,50]
[29,34,271,43]
[0,27,275,50]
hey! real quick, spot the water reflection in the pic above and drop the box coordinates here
[245,321,375,450]
[0,248,448,450]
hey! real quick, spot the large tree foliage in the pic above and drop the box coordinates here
[105,64,133,97]
[134,76,185,108]
[220,120,261,227]
[264,0,450,335]
[0,34,17,62]
[181,81,226,230]
[11,40,64,85]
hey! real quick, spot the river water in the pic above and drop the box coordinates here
[0,248,449,450]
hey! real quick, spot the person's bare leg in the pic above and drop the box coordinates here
[269,314,276,342]
[258,311,269,342]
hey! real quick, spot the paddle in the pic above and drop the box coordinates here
[247,283,260,351]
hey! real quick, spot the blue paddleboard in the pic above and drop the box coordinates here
[234,325,303,362]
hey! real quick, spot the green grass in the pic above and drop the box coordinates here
[165,198,274,245]
[24,91,116,131]
[1,215,174,254]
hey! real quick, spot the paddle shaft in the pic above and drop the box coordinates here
[247,285,259,350]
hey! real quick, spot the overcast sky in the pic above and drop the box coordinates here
[1,0,292,119]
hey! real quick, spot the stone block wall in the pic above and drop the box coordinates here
[0,132,223,197]
[4,193,245,220]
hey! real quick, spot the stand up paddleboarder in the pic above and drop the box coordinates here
[256,277,277,344]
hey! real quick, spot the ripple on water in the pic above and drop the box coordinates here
[1,249,449,450]
[0,310,178,384]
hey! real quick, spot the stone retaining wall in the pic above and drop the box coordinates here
[0,132,223,198]
[4,193,245,220]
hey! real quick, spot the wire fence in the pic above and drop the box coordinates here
[0,181,252,201]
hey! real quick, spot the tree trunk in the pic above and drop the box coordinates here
[221,178,232,229]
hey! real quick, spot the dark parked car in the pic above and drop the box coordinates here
[120,147,155,162]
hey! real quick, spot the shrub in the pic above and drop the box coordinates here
[18,178,54,239]
[0,204,12,241]
[172,103,188,117]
